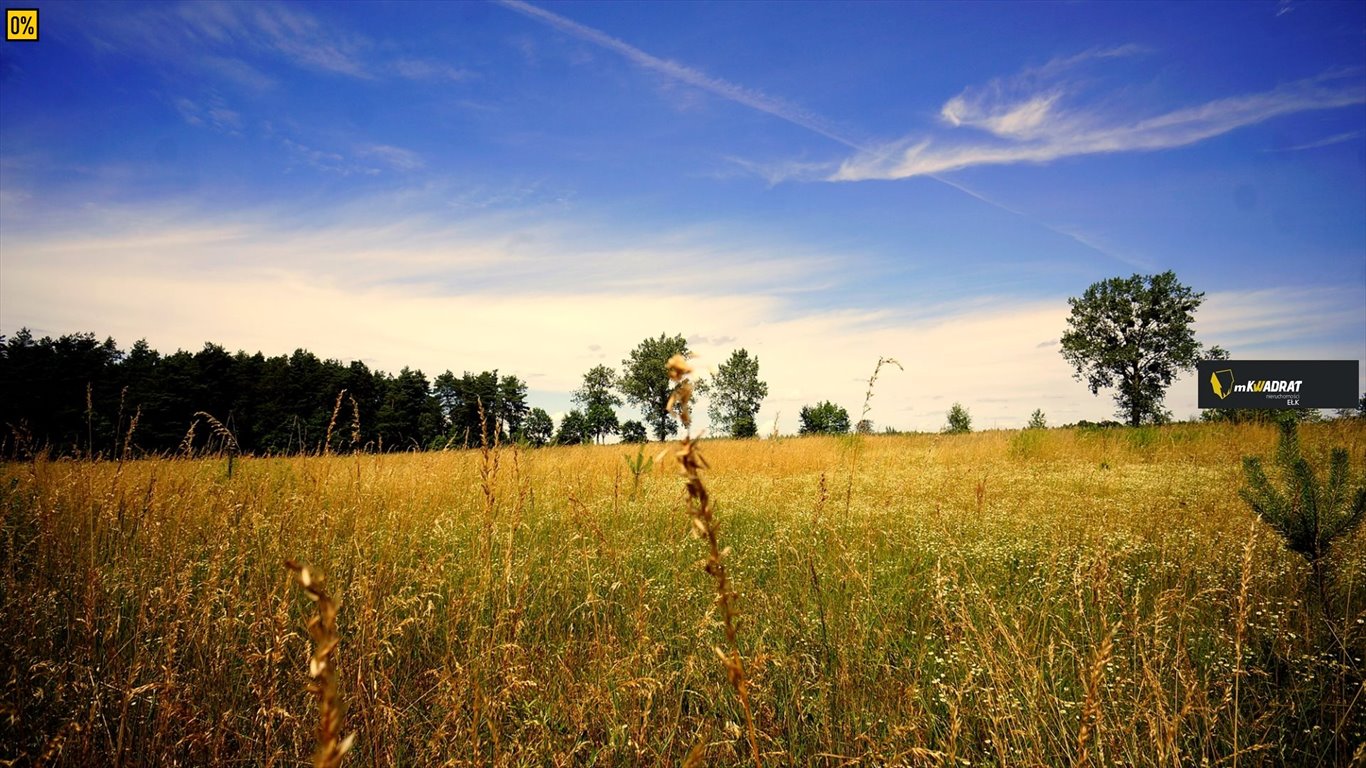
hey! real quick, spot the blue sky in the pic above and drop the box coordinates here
[2,0,1363,431]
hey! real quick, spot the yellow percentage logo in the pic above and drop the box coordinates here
[6,8,38,41]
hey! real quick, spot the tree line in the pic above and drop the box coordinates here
[6,271,1357,457]
[0,330,771,458]
[0,329,531,457]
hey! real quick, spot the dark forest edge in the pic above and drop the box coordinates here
[0,329,543,458]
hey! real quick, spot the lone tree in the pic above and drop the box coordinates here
[698,348,768,438]
[799,401,850,435]
[1060,271,1223,427]
[944,402,972,434]
[619,333,691,441]
[574,364,622,444]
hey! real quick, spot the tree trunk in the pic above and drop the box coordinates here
[1127,370,1141,427]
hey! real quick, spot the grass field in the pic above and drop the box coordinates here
[2,422,1364,766]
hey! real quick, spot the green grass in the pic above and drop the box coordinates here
[1,422,1363,766]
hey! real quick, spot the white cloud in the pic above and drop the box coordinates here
[1198,287,1366,351]
[84,2,450,84]
[942,92,1062,139]
[280,138,373,175]
[360,144,425,172]
[174,98,204,126]
[835,70,1366,181]
[392,58,475,82]
[198,55,277,91]
[173,95,242,134]
[244,3,370,78]
[1267,130,1363,152]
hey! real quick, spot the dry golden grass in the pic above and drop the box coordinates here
[285,559,356,768]
[0,421,1363,766]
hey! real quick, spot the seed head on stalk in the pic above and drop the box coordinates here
[666,353,762,768]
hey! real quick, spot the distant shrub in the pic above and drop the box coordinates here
[943,403,971,434]
[1027,409,1047,430]
[1072,420,1124,430]
[799,401,850,435]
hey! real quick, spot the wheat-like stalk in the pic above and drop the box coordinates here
[665,353,762,768]
[348,395,361,450]
[114,385,128,459]
[847,356,902,510]
[122,405,141,462]
[285,560,355,768]
[178,420,199,457]
[192,411,240,454]
[1076,622,1115,767]
[85,381,93,459]
[324,389,347,456]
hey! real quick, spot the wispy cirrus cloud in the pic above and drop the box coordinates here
[1267,130,1363,152]
[391,58,476,83]
[82,2,477,87]
[85,1,369,79]
[496,0,864,150]
[174,95,242,134]
[834,62,1366,181]
[272,137,424,176]
[360,145,425,172]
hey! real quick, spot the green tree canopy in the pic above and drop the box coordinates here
[618,333,691,441]
[944,402,972,434]
[520,407,554,447]
[433,370,529,447]
[799,401,850,435]
[1060,271,1223,427]
[555,409,592,445]
[0,329,467,456]
[376,367,442,451]
[699,348,767,439]
[619,420,648,443]
[574,364,622,444]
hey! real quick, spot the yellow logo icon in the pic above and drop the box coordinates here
[1211,369,1234,400]
[6,9,38,41]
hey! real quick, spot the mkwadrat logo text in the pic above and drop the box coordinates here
[1208,370,1301,400]
[1197,360,1358,410]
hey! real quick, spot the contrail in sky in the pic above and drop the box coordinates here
[498,0,1133,265]
[497,0,865,151]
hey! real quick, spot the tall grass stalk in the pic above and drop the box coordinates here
[666,353,762,768]
[285,560,355,768]
[846,357,901,513]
